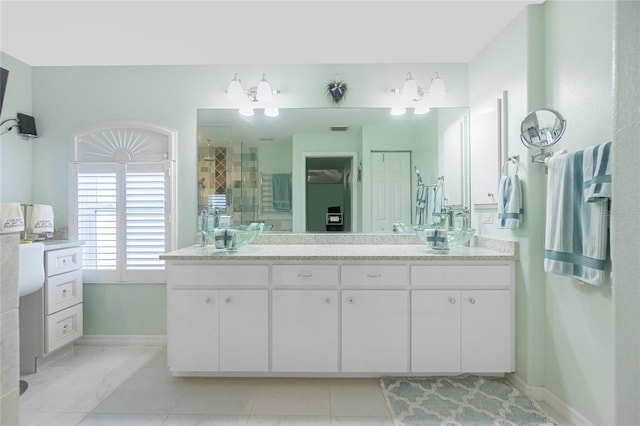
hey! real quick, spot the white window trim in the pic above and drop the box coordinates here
[69,121,177,283]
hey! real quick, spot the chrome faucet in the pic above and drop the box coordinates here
[456,207,471,229]
[439,206,454,228]
[199,208,208,246]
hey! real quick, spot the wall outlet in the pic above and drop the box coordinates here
[482,213,494,224]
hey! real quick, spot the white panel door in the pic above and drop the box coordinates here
[371,152,411,232]
[342,290,408,372]
[272,290,339,372]
[411,290,461,372]
[461,290,512,372]
[219,290,269,372]
[167,289,219,372]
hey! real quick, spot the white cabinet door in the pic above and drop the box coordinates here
[220,290,269,372]
[342,290,408,372]
[168,290,219,372]
[411,290,461,372]
[272,290,339,372]
[461,290,512,372]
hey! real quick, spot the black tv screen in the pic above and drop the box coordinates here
[0,68,8,116]
[17,113,37,137]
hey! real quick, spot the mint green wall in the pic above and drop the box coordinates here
[542,2,615,424]
[0,53,33,203]
[83,283,166,335]
[469,2,617,424]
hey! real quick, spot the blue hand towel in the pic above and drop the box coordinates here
[583,141,612,202]
[272,174,291,210]
[544,146,611,286]
[424,228,448,250]
[498,175,523,229]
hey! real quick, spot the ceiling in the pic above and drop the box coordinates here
[0,1,541,67]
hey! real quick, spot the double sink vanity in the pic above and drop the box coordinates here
[161,233,516,377]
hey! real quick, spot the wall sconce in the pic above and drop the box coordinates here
[226,73,280,117]
[390,72,446,115]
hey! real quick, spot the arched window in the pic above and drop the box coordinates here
[69,121,177,283]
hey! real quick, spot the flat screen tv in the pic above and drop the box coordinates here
[0,68,8,116]
[17,113,38,138]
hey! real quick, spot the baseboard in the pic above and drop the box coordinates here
[506,373,592,425]
[76,335,167,346]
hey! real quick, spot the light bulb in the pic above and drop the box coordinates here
[256,74,273,103]
[226,74,243,102]
[429,73,446,100]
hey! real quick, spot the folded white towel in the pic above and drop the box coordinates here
[0,203,24,233]
[583,141,612,202]
[544,149,610,285]
[31,204,54,233]
[423,228,448,250]
[498,175,523,229]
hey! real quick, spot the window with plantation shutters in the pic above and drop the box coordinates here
[70,122,177,283]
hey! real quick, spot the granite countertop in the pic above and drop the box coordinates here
[160,244,513,261]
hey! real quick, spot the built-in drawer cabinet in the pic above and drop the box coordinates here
[45,302,83,353]
[341,264,408,288]
[43,245,84,357]
[272,264,339,288]
[45,269,83,315]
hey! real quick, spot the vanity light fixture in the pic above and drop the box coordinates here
[390,72,446,115]
[226,73,280,117]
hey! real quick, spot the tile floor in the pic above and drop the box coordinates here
[18,345,394,425]
[19,345,567,426]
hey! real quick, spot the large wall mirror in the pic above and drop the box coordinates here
[197,107,470,233]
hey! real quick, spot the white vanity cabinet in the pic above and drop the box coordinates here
[164,253,515,377]
[272,290,339,372]
[271,264,340,372]
[166,262,269,373]
[410,262,514,373]
[340,264,409,372]
[342,290,408,372]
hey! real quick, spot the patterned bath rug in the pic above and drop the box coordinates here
[381,375,558,426]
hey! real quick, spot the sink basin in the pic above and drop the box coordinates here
[207,225,260,250]
[415,227,476,251]
[19,242,45,296]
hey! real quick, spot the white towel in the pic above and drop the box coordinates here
[583,141,612,202]
[497,175,523,229]
[31,204,54,233]
[423,228,448,250]
[544,148,611,285]
[0,203,24,233]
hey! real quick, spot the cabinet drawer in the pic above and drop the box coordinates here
[272,264,339,288]
[341,265,408,288]
[45,269,83,315]
[45,246,82,277]
[411,263,512,289]
[45,303,83,354]
[168,264,269,288]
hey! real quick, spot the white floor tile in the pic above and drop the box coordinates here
[247,415,332,425]
[18,411,87,426]
[251,381,331,416]
[78,412,168,425]
[162,414,249,425]
[329,380,391,417]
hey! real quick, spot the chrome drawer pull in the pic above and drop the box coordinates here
[366,273,382,278]
[297,273,313,278]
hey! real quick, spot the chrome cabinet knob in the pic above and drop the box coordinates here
[346,297,355,304]
[449,297,456,304]
[468,297,476,304]
[205,297,213,304]
[225,297,232,304]
[324,297,332,304]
